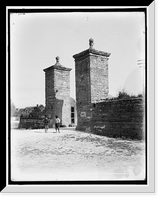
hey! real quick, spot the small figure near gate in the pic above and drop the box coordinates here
[44,115,49,133]
[55,115,60,133]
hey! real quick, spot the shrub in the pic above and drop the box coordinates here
[116,89,143,100]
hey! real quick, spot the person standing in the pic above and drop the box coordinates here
[55,115,60,133]
[44,115,49,133]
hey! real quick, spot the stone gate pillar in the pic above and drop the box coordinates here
[73,39,111,131]
[43,57,72,127]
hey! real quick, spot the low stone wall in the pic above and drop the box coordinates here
[76,98,145,140]
[19,117,45,129]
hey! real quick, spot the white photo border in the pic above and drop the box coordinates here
[3,3,155,193]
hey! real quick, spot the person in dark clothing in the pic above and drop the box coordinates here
[55,115,60,133]
[44,115,49,133]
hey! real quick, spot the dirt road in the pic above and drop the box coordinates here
[11,128,145,181]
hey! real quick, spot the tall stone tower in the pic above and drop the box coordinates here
[73,39,111,130]
[43,56,72,127]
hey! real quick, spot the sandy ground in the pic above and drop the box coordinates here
[11,127,146,181]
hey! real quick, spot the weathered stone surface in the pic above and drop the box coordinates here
[54,69,71,126]
[91,98,145,140]
[75,98,145,140]
[73,39,145,140]
[43,58,72,127]
[73,39,110,131]
[90,55,109,103]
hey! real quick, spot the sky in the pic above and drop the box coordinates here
[10,11,145,108]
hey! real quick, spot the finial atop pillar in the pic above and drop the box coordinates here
[56,56,60,64]
[89,38,94,48]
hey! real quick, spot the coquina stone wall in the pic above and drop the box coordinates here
[90,55,109,103]
[77,98,145,140]
[54,69,71,126]
[73,39,145,140]
[73,38,111,132]
[43,57,72,127]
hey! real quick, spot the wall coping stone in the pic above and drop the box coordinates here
[73,48,111,60]
[43,56,72,72]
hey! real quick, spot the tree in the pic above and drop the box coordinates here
[117,90,130,99]
[11,101,16,117]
